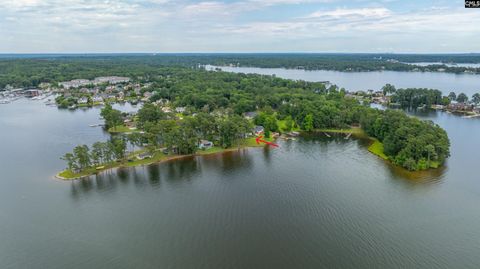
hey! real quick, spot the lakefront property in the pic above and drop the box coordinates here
[45,63,451,179]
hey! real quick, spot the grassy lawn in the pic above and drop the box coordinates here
[277,119,301,132]
[368,139,389,160]
[58,168,96,179]
[315,127,364,134]
[242,136,275,147]
[197,146,228,155]
[108,125,137,133]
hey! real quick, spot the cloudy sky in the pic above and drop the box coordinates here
[0,0,478,53]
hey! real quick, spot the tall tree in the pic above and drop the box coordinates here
[448,92,457,101]
[472,93,480,104]
[73,145,91,170]
[61,153,78,172]
[456,93,468,103]
[111,138,127,160]
[91,142,104,165]
[303,114,314,132]
[382,84,396,96]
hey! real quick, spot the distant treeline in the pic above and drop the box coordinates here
[389,87,480,109]
[2,54,480,88]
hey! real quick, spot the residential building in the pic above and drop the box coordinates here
[244,111,257,120]
[254,126,264,135]
[198,140,213,149]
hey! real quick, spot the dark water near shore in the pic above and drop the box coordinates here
[1,96,480,268]
[209,65,480,96]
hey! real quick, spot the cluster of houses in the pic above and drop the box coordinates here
[447,101,480,114]
[345,90,389,105]
[56,77,157,107]
[59,76,130,89]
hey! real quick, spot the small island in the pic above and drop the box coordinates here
[55,68,450,179]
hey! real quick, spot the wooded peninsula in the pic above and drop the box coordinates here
[51,65,450,178]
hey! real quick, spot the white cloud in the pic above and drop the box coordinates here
[0,1,478,53]
[305,7,392,19]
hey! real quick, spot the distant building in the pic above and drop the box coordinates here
[77,97,88,104]
[136,152,152,160]
[448,102,473,111]
[244,111,257,120]
[24,89,41,97]
[175,107,186,113]
[59,77,130,89]
[59,79,91,89]
[92,96,104,103]
[162,106,172,113]
[198,140,213,149]
[474,106,480,114]
[38,82,51,89]
[254,126,264,135]
[93,76,130,85]
[143,92,153,98]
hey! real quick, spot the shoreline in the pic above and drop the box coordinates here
[55,140,268,181]
[56,127,444,180]
[319,128,443,171]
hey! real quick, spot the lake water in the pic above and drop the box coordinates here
[2,93,480,267]
[208,65,480,96]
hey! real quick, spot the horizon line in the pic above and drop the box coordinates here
[1,52,480,55]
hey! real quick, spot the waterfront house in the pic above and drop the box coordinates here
[137,152,153,160]
[92,96,104,103]
[475,106,480,114]
[77,97,88,104]
[448,102,473,112]
[254,126,264,135]
[24,89,40,97]
[431,104,445,110]
[198,140,214,149]
[124,119,136,129]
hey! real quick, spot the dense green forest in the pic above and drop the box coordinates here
[390,88,480,109]
[390,88,447,108]
[61,67,450,172]
[2,54,480,89]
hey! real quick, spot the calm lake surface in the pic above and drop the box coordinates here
[209,65,480,96]
[2,91,480,267]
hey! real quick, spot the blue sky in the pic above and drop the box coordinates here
[0,0,477,53]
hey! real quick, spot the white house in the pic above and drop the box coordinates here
[198,140,213,149]
[175,107,186,113]
[77,97,88,104]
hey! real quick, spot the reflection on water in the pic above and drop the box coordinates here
[4,99,480,269]
[69,134,447,200]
